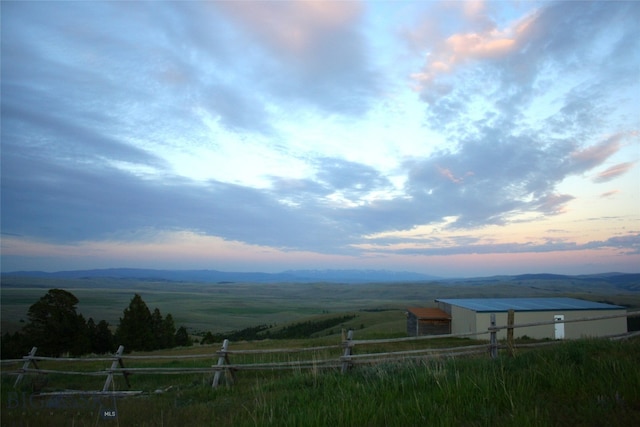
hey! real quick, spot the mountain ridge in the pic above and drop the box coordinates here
[0,268,441,283]
[2,268,638,286]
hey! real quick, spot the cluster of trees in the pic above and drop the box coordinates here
[115,294,191,352]
[199,314,358,343]
[200,324,272,343]
[1,289,191,359]
[265,314,356,339]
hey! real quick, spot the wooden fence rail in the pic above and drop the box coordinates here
[2,310,639,393]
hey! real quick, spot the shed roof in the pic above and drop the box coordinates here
[435,297,625,313]
[407,307,451,319]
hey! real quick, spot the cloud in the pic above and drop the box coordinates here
[216,0,362,59]
[436,166,473,184]
[569,134,623,173]
[396,131,621,229]
[358,233,640,257]
[530,193,574,216]
[408,1,532,95]
[214,0,379,115]
[599,190,620,199]
[392,1,637,234]
[2,102,165,170]
[7,118,603,256]
[313,158,393,196]
[3,145,398,255]
[2,0,377,144]
[409,1,640,133]
[411,25,519,91]
[585,234,640,255]
[1,1,638,274]
[593,162,636,183]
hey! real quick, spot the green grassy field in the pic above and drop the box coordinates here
[2,337,639,426]
[2,276,640,425]
[3,276,640,336]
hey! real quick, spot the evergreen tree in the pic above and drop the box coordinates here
[151,308,164,350]
[71,314,91,356]
[23,289,89,356]
[162,313,176,349]
[87,317,98,352]
[116,294,154,352]
[1,331,29,359]
[174,326,192,347]
[88,318,115,354]
[95,320,115,354]
[200,331,216,345]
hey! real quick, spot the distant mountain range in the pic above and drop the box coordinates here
[2,268,638,288]
[1,268,440,283]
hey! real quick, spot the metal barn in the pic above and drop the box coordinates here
[434,297,627,340]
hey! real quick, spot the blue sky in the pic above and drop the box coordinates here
[1,0,639,277]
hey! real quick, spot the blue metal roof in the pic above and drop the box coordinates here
[435,297,625,312]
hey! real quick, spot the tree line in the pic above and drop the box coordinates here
[1,289,192,359]
[199,314,357,343]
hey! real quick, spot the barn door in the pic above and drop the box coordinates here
[554,315,565,339]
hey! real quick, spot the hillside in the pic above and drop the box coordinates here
[1,268,440,283]
[2,337,639,426]
[2,273,639,336]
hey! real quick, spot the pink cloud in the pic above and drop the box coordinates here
[599,190,620,198]
[462,0,486,20]
[448,32,516,59]
[437,165,473,184]
[570,133,623,172]
[216,0,362,60]
[437,166,462,183]
[410,6,534,91]
[593,162,636,183]
[371,248,640,277]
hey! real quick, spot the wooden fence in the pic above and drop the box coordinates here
[2,310,639,394]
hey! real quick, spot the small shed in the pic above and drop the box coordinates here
[435,297,627,340]
[406,307,451,336]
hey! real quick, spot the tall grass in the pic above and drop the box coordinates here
[2,338,639,426]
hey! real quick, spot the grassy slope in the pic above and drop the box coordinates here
[3,276,640,335]
[2,338,639,426]
[2,274,640,425]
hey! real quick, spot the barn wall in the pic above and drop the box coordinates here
[417,319,450,335]
[561,310,626,338]
[406,312,450,336]
[407,312,418,336]
[446,305,477,336]
[476,312,550,340]
[475,309,627,340]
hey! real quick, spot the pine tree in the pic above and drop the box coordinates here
[23,289,89,356]
[162,313,176,349]
[151,308,164,350]
[174,326,192,347]
[71,314,91,356]
[88,318,115,354]
[116,294,154,352]
[87,317,98,352]
[1,331,29,359]
[200,331,216,345]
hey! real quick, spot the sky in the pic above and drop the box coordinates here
[1,0,639,278]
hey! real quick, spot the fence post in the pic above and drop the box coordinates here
[341,329,354,373]
[507,309,515,357]
[489,314,498,359]
[14,347,38,387]
[212,339,231,388]
[103,345,125,392]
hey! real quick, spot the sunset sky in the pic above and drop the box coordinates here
[1,0,639,277]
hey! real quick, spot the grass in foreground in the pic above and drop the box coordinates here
[2,338,640,426]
